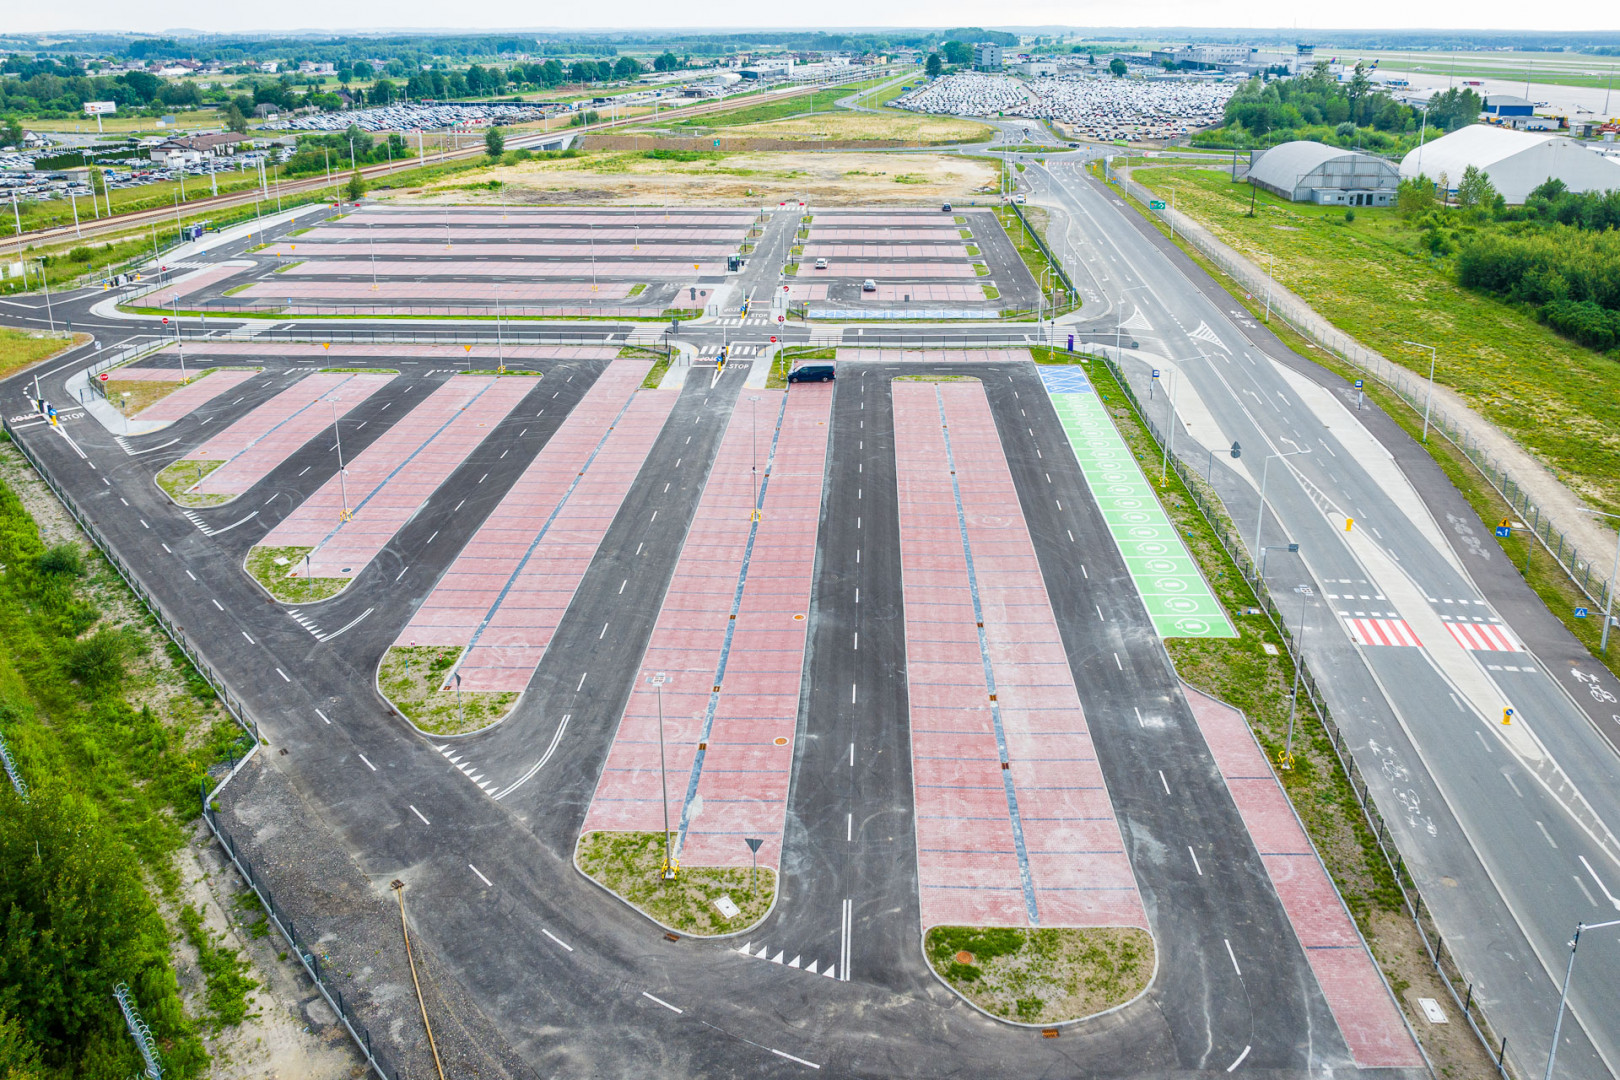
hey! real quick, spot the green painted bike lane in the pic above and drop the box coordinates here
[1041,367,1235,639]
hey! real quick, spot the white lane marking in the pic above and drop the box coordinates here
[1159,770,1171,794]
[1580,855,1620,910]
[319,607,373,642]
[619,579,627,594]
[162,543,172,553]
[410,805,431,825]
[1114,652,1122,670]
[316,709,331,724]
[769,1049,821,1070]
[241,631,254,643]
[395,566,408,581]
[847,814,853,842]
[139,519,149,529]
[849,742,855,767]
[1096,604,1104,621]
[853,632,858,650]
[1227,1045,1251,1072]
[642,991,683,1014]
[577,672,588,692]
[276,667,290,682]
[543,928,573,951]
[840,898,852,982]
[469,864,493,888]
[600,622,609,639]
[1224,938,1242,976]
[358,753,377,772]
[1189,847,1203,876]
[494,714,571,801]
[1536,820,1559,849]
[186,569,197,580]
[427,530,438,544]
[851,683,857,704]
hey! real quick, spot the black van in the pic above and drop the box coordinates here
[787,364,835,384]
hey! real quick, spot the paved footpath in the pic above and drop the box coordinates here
[183,371,395,498]
[582,383,833,872]
[1183,684,1426,1070]
[397,360,671,692]
[894,380,1147,931]
[257,374,536,581]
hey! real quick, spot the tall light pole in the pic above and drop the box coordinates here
[1581,509,1620,653]
[749,394,761,520]
[1282,582,1313,768]
[1404,340,1438,443]
[332,398,350,520]
[1253,447,1311,561]
[1262,251,1276,322]
[648,672,676,880]
[1544,918,1620,1080]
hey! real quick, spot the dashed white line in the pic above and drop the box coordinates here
[577,672,588,692]
[162,543,172,553]
[1227,1045,1251,1072]
[1189,847,1203,876]
[1536,820,1559,849]
[241,631,253,644]
[1159,770,1171,794]
[1224,938,1242,976]
[769,1048,821,1070]
[1114,652,1122,670]
[186,569,197,580]
[469,864,493,888]
[409,804,431,825]
[358,753,377,772]
[642,991,682,1014]
[542,928,573,951]
[316,708,331,725]
[276,667,290,682]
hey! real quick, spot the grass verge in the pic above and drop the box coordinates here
[104,367,214,416]
[0,329,85,381]
[377,645,518,735]
[242,545,347,603]
[576,831,774,936]
[155,458,230,507]
[924,925,1153,1025]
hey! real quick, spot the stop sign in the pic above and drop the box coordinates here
[777,315,785,323]
[98,372,109,382]
[770,336,777,343]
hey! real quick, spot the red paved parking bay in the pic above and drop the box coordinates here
[1184,686,1424,1068]
[396,360,671,691]
[258,374,532,581]
[583,385,833,871]
[893,381,1147,932]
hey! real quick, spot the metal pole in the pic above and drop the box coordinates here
[1283,585,1311,767]
[332,399,349,517]
[1542,916,1620,1080]
[650,673,674,879]
[1405,341,1437,443]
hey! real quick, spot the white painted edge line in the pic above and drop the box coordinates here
[316,708,331,724]
[1226,1044,1251,1072]
[1224,938,1242,976]
[641,991,682,1014]
[769,1048,821,1070]
[542,928,573,952]
[409,804,430,825]
[276,667,290,682]
[469,864,493,888]
[358,753,377,772]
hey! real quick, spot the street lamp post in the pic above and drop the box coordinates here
[1544,918,1620,1080]
[332,399,350,520]
[1580,509,1620,653]
[648,672,676,880]
[749,394,761,521]
[1263,252,1276,322]
[1404,340,1438,443]
[1253,447,1311,563]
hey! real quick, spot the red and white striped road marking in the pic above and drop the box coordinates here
[1344,617,1422,647]
[1444,620,1520,652]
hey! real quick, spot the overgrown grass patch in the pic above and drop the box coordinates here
[155,458,230,507]
[0,328,84,381]
[924,925,1153,1024]
[377,645,518,735]
[243,545,347,603]
[103,368,213,416]
[177,904,257,1030]
[576,831,774,936]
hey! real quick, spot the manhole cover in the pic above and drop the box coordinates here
[954,951,975,965]
[774,737,788,746]
[341,567,352,573]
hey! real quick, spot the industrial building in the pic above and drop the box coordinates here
[1247,141,1400,205]
[1399,125,1620,203]
[973,43,1003,71]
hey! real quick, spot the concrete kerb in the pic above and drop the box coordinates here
[371,652,522,743]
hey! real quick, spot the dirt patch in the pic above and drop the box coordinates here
[924,925,1154,1025]
[376,645,518,735]
[716,111,993,144]
[386,151,999,208]
[576,831,774,936]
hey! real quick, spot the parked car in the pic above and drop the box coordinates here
[814,257,828,269]
[788,364,835,384]
[940,202,952,211]
[862,279,877,292]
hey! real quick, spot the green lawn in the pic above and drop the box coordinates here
[647,78,891,131]
[0,328,82,380]
[1132,165,1620,514]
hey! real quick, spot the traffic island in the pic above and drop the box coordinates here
[923,925,1155,1025]
[576,831,774,936]
[103,367,216,416]
[155,457,230,506]
[376,645,518,736]
[243,545,349,603]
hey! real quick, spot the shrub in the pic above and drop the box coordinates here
[1540,298,1620,351]
[64,628,127,692]
[36,543,84,577]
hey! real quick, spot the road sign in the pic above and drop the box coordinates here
[777,315,785,323]
[98,372,109,382]
[1495,526,1512,538]
[1576,607,1590,618]
[1230,441,1241,458]
[1151,369,1160,379]
[770,336,777,343]
[1149,200,1166,210]
[1354,379,1364,388]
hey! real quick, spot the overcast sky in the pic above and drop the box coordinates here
[11,0,1616,35]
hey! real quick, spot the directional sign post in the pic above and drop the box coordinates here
[744,837,764,893]
[1576,607,1590,619]
[1354,378,1364,409]
[1149,200,1166,210]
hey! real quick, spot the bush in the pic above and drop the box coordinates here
[64,628,127,693]
[1540,298,1620,351]
[68,247,92,263]
[35,543,84,577]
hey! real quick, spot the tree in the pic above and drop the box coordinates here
[0,118,21,149]
[485,125,505,159]
[223,101,248,134]
[1396,175,1437,219]
[654,51,681,72]
[925,53,943,78]
[1346,62,1372,124]
[1109,57,1128,78]
[613,56,641,79]
[88,165,105,196]
[941,40,972,65]
[352,60,373,81]
[1456,164,1496,210]
[368,78,396,105]
[346,169,366,202]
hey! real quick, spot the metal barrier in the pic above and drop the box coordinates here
[1093,348,1516,1079]
[1109,165,1614,617]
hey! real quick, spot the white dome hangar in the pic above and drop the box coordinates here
[1398,125,1620,204]
[1247,141,1400,206]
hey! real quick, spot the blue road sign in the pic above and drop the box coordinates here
[1151,369,1160,379]
[1495,526,1511,538]
[1354,379,1364,388]
[1576,607,1590,618]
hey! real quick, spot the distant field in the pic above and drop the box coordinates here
[1132,164,1620,514]
[714,111,992,144]
[1340,48,1620,90]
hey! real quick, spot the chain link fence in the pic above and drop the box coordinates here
[1094,348,1517,1079]
[1109,166,1614,619]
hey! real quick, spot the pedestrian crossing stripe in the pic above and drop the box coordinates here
[1344,617,1421,647]
[1442,620,1519,652]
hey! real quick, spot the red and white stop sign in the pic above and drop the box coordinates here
[778,315,785,323]
[98,372,110,382]
[770,336,777,343]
